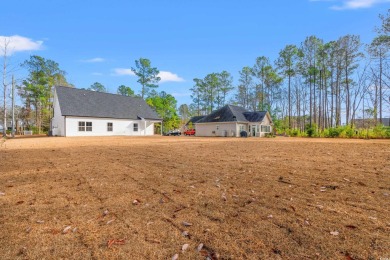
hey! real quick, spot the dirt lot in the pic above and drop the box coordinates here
[0,136,389,259]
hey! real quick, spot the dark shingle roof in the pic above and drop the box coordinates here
[243,111,268,122]
[186,116,205,126]
[196,105,269,123]
[55,86,161,120]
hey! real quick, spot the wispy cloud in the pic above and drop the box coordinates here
[112,68,135,76]
[112,68,184,83]
[81,57,105,63]
[310,0,390,9]
[0,35,43,55]
[91,72,103,76]
[158,71,185,83]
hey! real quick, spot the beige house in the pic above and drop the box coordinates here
[194,105,273,137]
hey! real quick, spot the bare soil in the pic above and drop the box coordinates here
[0,136,389,259]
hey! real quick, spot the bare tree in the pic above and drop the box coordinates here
[1,37,11,137]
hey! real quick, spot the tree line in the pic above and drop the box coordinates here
[185,10,389,134]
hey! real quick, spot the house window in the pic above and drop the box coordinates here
[86,122,92,131]
[261,125,271,133]
[216,125,219,130]
[107,122,113,132]
[133,123,138,132]
[78,121,85,131]
[78,121,92,132]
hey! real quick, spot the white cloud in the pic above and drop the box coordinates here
[0,35,43,55]
[112,68,184,83]
[158,71,185,83]
[81,57,105,63]
[112,68,135,76]
[312,0,390,10]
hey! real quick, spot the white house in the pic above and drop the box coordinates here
[194,105,273,137]
[51,86,162,137]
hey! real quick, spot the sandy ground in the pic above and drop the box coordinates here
[0,136,389,259]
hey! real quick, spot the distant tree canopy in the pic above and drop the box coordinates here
[117,85,136,97]
[146,90,180,132]
[131,58,161,99]
[190,71,234,116]
[18,55,70,133]
[88,82,106,92]
[178,104,191,122]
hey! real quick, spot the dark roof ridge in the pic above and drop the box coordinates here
[55,86,143,99]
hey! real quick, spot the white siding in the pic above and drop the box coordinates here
[51,92,65,136]
[64,117,155,137]
[195,123,239,137]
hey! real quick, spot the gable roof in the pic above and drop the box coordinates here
[55,86,161,120]
[196,105,270,124]
[243,111,268,122]
[186,116,205,126]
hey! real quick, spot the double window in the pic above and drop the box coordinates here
[107,122,113,132]
[261,125,271,133]
[133,123,138,132]
[78,121,93,132]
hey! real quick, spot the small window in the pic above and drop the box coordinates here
[133,123,138,132]
[78,121,85,131]
[216,125,219,130]
[107,122,113,132]
[239,125,245,132]
[86,122,92,131]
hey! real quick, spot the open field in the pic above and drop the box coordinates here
[0,136,389,259]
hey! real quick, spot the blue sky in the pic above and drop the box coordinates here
[1,0,389,106]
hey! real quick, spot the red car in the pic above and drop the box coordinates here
[184,129,195,136]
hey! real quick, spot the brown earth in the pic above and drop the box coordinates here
[0,136,389,260]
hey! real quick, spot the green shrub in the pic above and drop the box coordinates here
[290,129,299,137]
[328,127,342,138]
[338,125,355,138]
[372,125,390,138]
[305,124,318,137]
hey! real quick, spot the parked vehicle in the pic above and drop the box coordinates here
[165,130,181,136]
[184,129,196,136]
